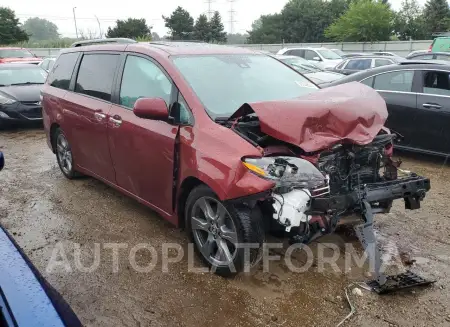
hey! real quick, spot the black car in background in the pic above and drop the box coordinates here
[329,55,400,75]
[325,61,450,156]
[0,64,46,128]
[406,51,450,62]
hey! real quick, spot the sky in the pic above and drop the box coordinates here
[2,0,426,39]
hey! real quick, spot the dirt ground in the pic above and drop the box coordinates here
[1,127,450,327]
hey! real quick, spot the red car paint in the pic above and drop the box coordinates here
[230,82,388,152]
[42,44,385,227]
[0,48,42,64]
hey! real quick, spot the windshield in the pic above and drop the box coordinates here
[317,49,342,60]
[173,54,318,119]
[280,57,322,73]
[0,67,47,86]
[0,49,34,59]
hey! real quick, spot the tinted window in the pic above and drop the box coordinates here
[373,71,414,92]
[75,54,119,101]
[120,55,172,109]
[345,59,371,70]
[435,54,450,61]
[423,71,450,96]
[375,59,393,67]
[48,52,79,90]
[305,50,318,60]
[360,76,374,87]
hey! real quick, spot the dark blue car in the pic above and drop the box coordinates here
[0,151,81,327]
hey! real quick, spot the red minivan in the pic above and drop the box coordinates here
[42,42,430,276]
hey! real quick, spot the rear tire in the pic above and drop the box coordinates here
[54,128,80,179]
[185,185,264,277]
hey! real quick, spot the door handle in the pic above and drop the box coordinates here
[94,112,106,121]
[109,116,122,127]
[423,103,442,109]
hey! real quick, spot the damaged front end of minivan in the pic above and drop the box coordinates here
[220,83,433,293]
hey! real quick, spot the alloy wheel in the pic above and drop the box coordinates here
[191,197,238,267]
[56,133,73,175]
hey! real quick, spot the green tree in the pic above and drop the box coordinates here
[247,14,283,44]
[247,0,348,44]
[282,0,348,42]
[393,0,427,40]
[423,0,450,35]
[22,17,59,41]
[325,0,393,42]
[0,7,28,44]
[163,6,194,40]
[106,18,151,39]
[209,11,227,43]
[193,14,210,42]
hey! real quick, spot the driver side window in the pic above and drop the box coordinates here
[120,55,172,109]
[305,50,319,61]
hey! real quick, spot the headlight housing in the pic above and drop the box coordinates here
[242,156,325,189]
[0,93,16,105]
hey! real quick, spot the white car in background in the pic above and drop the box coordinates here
[38,57,56,72]
[276,47,343,69]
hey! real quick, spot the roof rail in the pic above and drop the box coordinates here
[70,38,137,47]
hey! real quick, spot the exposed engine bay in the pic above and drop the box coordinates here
[220,111,432,293]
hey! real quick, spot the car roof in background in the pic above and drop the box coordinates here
[342,55,400,60]
[0,63,44,69]
[326,62,450,86]
[0,47,27,50]
[408,52,450,57]
[62,42,257,56]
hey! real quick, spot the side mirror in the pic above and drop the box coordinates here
[0,151,4,171]
[312,56,321,61]
[133,97,169,121]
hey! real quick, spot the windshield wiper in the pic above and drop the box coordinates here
[9,82,44,86]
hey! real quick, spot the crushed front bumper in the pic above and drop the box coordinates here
[309,174,430,215]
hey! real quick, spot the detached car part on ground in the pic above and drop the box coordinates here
[43,46,433,294]
[0,152,82,327]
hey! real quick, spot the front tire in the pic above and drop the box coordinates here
[55,128,79,179]
[185,185,264,277]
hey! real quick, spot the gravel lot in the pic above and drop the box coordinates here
[1,127,449,327]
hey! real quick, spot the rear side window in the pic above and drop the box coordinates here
[345,59,371,70]
[374,59,393,67]
[48,52,79,90]
[373,71,414,92]
[75,54,120,101]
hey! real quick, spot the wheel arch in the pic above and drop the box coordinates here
[49,123,60,153]
[176,176,206,229]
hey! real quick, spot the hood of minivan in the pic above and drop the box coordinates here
[229,82,388,152]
